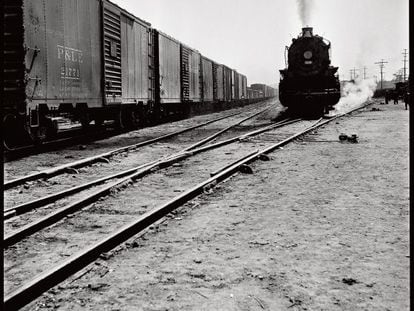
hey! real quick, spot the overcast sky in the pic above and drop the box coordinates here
[111,0,409,86]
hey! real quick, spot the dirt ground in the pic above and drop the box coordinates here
[19,101,409,310]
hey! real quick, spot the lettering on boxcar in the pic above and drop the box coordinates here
[58,45,82,96]
[57,45,82,81]
[57,45,83,63]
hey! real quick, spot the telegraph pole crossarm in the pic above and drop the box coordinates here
[375,59,388,90]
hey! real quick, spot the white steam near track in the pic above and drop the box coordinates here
[296,0,313,26]
[333,78,377,114]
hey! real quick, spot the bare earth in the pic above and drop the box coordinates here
[19,102,409,310]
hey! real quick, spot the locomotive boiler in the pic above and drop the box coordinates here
[279,27,340,116]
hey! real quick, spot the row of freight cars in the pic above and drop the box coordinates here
[4,0,276,148]
[248,84,278,99]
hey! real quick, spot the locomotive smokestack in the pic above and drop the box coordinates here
[302,27,313,37]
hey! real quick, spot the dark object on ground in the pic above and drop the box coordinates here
[239,164,253,174]
[339,133,348,141]
[339,133,358,143]
[348,134,358,143]
[342,278,360,285]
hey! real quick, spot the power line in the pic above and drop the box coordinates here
[362,66,367,79]
[374,59,388,89]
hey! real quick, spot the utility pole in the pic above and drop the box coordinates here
[350,68,359,80]
[375,59,388,89]
[402,49,408,81]
[393,72,401,82]
[363,67,367,79]
[399,69,404,82]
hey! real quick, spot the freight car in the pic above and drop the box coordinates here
[279,27,340,117]
[247,88,262,99]
[3,0,261,149]
[250,84,277,98]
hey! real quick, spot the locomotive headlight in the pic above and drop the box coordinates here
[303,51,313,59]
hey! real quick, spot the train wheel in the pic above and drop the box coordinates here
[34,126,48,143]
[47,119,58,139]
[139,106,148,127]
[94,116,104,128]
[129,108,140,129]
[3,114,23,149]
[32,119,57,144]
[118,107,130,130]
[117,107,139,130]
[80,112,90,130]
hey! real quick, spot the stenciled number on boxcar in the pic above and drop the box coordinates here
[57,45,83,97]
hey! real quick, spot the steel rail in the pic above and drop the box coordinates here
[3,103,371,310]
[183,106,272,151]
[3,107,276,221]
[3,110,249,190]
[3,129,115,161]
[3,118,296,245]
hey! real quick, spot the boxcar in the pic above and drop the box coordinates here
[180,44,201,103]
[103,1,153,127]
[4,0,104,144]
[213,63,225,102]
[241,75,248,99]
[201,56,214,102]
[238,74,243,99]
[231,71,238,100]
[251,83,267,98]
[248,84,277,99]
[155,31,181,107]
[4,0,255,148]
[223,65,233,102]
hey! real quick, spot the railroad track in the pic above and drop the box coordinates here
[3,117,299,241]
[3,111,241,189]
[4,101,281,190]
[3,102,372,310]
[3,125,123,163]
[3,106,291,223]
[4,103,285,226]
[3,102,266,163]
[3,106,283,221]
[3,106,295,223]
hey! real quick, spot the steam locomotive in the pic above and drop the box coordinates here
[279,27,340,116]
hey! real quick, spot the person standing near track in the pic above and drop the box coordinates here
[385,90,390,104]
[392,90,399,104]
[404,92,410,110]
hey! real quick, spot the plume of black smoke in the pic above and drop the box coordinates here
[296,0,313,26]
